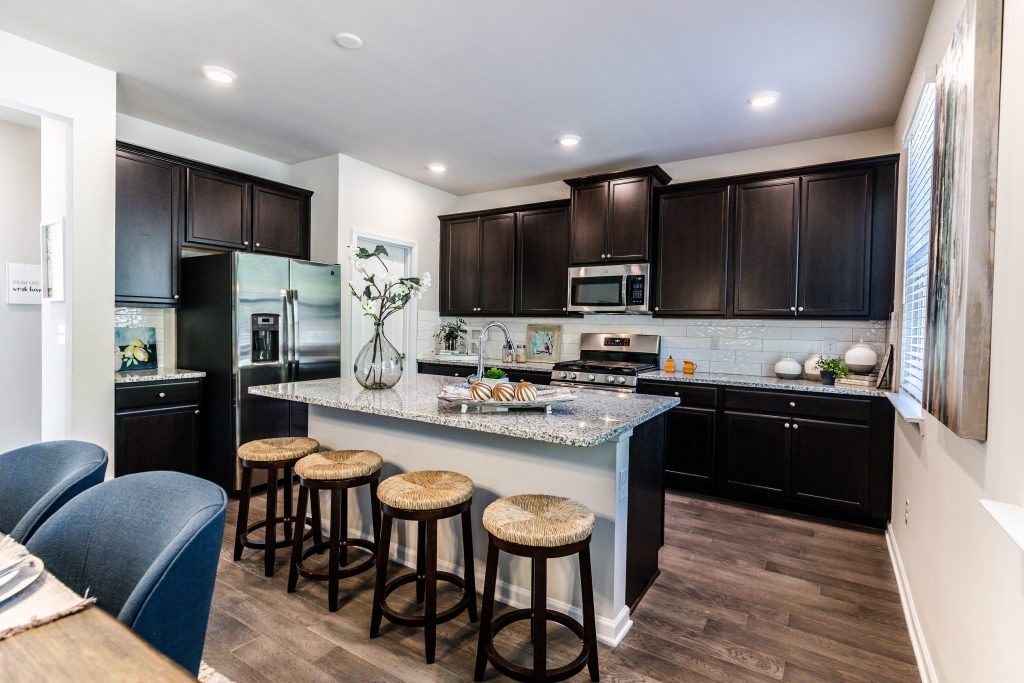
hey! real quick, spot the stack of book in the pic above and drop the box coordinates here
[836,373,878,387]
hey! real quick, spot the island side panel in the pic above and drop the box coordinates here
[625,413,666,610]
[307,404,632,644]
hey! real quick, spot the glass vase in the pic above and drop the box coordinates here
[354,325,403,389]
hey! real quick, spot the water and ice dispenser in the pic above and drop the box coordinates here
[251,314,280,363]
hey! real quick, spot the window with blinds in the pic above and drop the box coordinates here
[900,83,936,401]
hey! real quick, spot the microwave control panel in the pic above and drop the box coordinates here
[625,274,646,306]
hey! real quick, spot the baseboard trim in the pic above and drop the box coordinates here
[349,527,632,646]
[885,524,937,683]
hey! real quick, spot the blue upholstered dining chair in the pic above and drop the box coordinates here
[0,440,108,543]
[26,471,227,676]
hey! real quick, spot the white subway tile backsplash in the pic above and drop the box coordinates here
[718,337,763,351]
[709,361,762,375]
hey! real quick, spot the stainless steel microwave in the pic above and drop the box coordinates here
[567,263,650,314]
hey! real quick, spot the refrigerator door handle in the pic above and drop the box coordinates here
[291,288,300,366]
[281,288,291,369]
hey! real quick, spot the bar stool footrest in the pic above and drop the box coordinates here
[240,516,312,551]
[295,538,377,581]
[484,608,591,683]
[379,570,472,627]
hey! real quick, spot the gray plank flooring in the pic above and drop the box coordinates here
[202,489,918,682]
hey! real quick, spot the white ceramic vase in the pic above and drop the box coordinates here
[774,357,802,380]
[844,343,878,374]
[804,355,822,380]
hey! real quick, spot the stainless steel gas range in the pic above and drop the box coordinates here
[549,333,660,392]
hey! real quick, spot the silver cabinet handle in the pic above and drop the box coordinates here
[790,306,796,312]
[243,240,249,246]
[654,306,660,311]
[673,391,679,396]
[454,372,460,377]
[792,423,799,430]
[173,294,179,299]
[789,401,796,407]
[194,410,200,415]
[158,392,166,398]
[562,307,567,311]
[255,242,261,247]
[784,423,790,429]
[798,306,804,312]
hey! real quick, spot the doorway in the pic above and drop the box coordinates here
[348,233,418,371]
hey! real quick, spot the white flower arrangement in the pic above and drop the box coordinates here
[347,244,430,326]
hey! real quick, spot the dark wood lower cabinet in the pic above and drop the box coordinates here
[790,417,870,510]
[114,380,203,478]
[721,411,791,496]
[664,406,716,491]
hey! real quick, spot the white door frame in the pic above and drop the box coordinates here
[348,229,419,366]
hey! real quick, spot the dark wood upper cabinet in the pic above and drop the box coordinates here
[252,184,311,259]
[732,177,800,316]
[479,213,516,315]
[439,212,515,316]
[655,185,731,316]
[516,204,571,316]
[184,168,251,251]
[115,148,183,306]
[566,166,669,265]
[798,169,873,317]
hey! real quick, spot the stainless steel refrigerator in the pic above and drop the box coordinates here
[178,252,342,493]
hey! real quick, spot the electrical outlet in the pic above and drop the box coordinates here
[825,340,838,355]
[904,498,910,527]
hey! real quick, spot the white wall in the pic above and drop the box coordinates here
[887,0,1024,681]
[448,127,897,213]
[0,117,41,451]
[0,29,117,455]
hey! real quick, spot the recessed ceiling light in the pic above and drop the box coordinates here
[201,65,237,85]
[427,163,447,173]
[334,32,364,50]
[748,91,780,109]
[557,134,582,147]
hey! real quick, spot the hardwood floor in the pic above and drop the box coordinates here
[202,489,918,682]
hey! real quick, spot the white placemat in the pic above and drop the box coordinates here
[0,534,95,640]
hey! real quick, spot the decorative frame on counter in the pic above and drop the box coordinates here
[524,324,561,363]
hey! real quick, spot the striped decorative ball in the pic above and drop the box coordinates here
[514,382,538,402]
[469,381,492,401]
[491,382,516,402]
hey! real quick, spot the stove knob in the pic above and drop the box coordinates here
[605,375,616,383]
[617,377,627,385]
[587,374,596,381]
[559,372,568,379]
[568,373,577,380]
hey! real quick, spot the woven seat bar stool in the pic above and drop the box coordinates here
[475,494,599,683]
[288,450,383,612]
[233,437,321,577]
[370,470,478,664]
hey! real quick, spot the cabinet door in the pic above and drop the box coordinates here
[252,184,309,259]
[607,176,650,262]
[656,186,730,315]
[665,406,716,491]
[569,182,608,264]
[115,150,183,306]
[798,170,873,316]
[790,418,870,511]
[185,168,251,250]
[516,205,571,316]
[721,411,791,495]
[732,177,799,316]
[440,217,482,315]
[479,213,516,315]
[115,404,200,477]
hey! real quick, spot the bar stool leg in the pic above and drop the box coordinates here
[310,490,324,547]
[369,512,393,638]
[474,541,499,681]
[265,466,279,577]
[288,484,309,593]
[415,521,427,604]
[338,488,349,567]
[283,465,294,541]
[532,557,548,681]
[580,545,599,681]
[424,518,438,664]
[328,488,342,612]
[233,466,253,561]
[370,479,381,549]
[460,509,478,622]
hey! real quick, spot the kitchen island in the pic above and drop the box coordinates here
[250,373,677,645]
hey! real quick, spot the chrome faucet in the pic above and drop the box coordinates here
[473,321,515,382]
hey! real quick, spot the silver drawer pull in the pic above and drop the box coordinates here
[194,410,200,415]
[255,242,261,247]
[243,240,249,246]
[792,424,799,430]
[673,391,679,396]
[158,392,166,398]
[454,372,460,377]
[784,423,790,429]
[789,401,796,407]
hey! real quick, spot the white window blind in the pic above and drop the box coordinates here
[901,84,936,400]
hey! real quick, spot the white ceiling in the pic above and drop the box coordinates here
[0,1,932,195]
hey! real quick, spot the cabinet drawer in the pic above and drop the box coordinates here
[417,362,474,379]
[640,381,718,408]
[723,388,870,422]
[116,380,202,410]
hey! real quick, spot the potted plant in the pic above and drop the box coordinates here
[435,318,467,353]
[815,356,850,386]
[480,367,508,388]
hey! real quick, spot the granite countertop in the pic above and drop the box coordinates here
[417,356,555,373]
[114,368,207,384]
[639,370,887,397]
[249,374,677,448]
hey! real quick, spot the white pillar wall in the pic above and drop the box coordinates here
[0,30,117,460]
